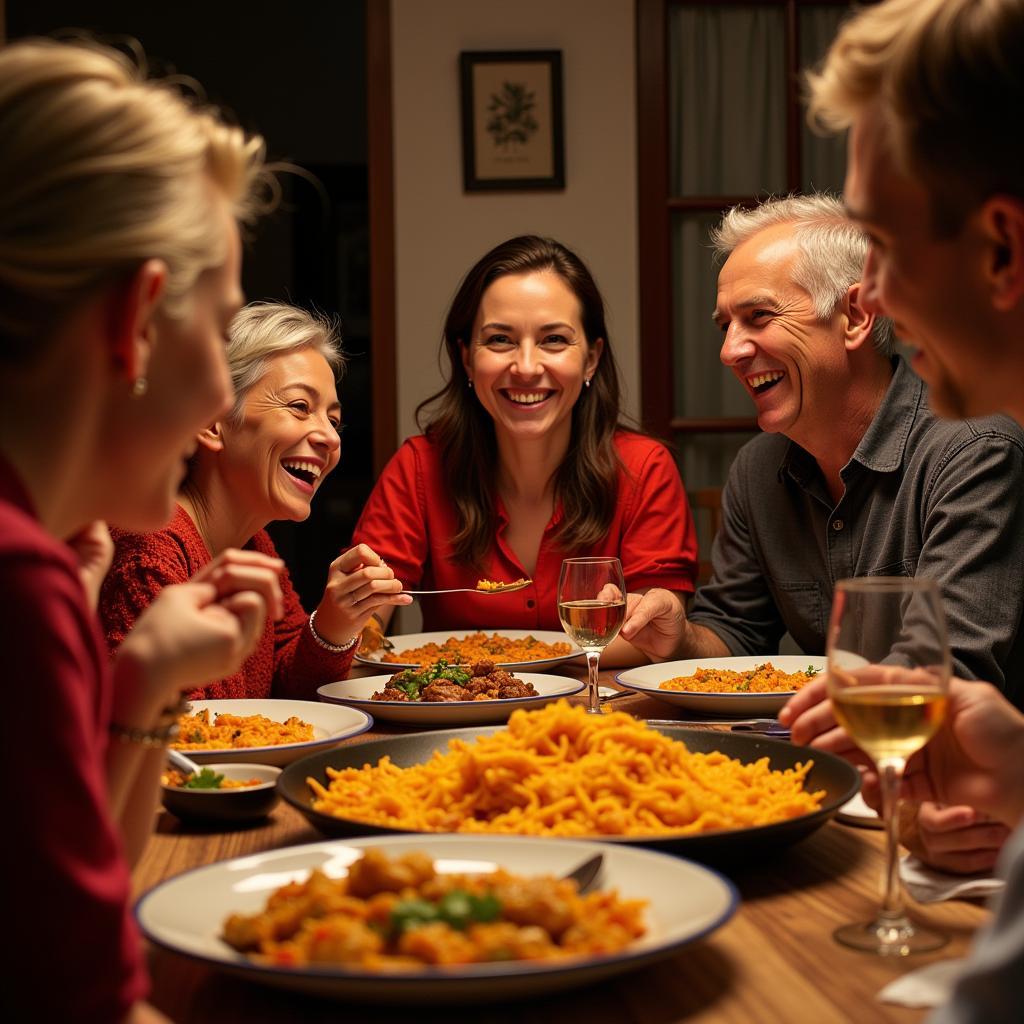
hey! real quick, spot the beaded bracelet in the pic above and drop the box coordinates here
[309,609,360,653]
[109,694,191,747]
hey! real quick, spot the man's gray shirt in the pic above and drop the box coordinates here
[690,358,1024,706]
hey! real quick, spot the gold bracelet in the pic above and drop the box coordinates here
[109,719,180,747]
[109,695,191,748]
[309,610,360,653]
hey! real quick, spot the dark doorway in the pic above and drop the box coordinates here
[5,1,374,606]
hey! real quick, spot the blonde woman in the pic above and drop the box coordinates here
[0,38,282,1023]
[100,302,409,698]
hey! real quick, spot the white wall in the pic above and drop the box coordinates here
[390,0,639,443]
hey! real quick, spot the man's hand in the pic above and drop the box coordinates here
[618,588,687,661]
[893,800,1011,875]
[785,676,1024,830]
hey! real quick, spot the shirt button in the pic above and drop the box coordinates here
[526,599,535,609]
[832,519,844,531]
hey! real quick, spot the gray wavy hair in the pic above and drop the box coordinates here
[710,193,895,357]
[226,302,345,422]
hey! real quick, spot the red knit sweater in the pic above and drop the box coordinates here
[99,505,354,700]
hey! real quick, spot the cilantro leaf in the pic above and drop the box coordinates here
[184,768,225,789]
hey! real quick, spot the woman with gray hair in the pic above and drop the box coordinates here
[100,301,410,699]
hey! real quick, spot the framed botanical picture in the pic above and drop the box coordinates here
[459,50,565,192]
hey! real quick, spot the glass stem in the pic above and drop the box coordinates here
[585,651,601,714]
[878,760,906,923]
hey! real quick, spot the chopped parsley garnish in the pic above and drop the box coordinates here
[391,660,472,700]
[389,888,502,934]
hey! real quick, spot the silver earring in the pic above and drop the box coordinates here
[131,376,148,398]
[467,378,474,389]
[584,377,591,389]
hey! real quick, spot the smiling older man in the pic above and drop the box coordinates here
[622,194,1024,702]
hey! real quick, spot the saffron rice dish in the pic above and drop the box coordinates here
[380,631,572,666]
[222,848,646,970]
[172,709,315,751]
[659,662,819,695]
[307,701,824,837]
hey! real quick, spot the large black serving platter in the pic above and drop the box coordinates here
[278,725,860,861]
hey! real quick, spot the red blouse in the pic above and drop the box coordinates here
[351,431,698,632]
[100,505,355,700]
[2,456,147,1021]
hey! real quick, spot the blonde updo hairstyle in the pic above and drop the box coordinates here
[0,38,269,361]
[224,302,346,424]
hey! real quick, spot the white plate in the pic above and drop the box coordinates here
[836,792,883,829]
[135,834,737,1004]
[317,673,584,726]
[616,656,825,716]
[356,629,584,670]
[174,699,373,767]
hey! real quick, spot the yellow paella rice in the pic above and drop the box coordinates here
[659,662,819,694]
[172,708,314,750]
[380,630,570,665]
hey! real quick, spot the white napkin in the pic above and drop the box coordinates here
[877,958,968,1009]
[900,854,1005,904]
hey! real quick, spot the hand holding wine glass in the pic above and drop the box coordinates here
[558,557,626,714]
[827,577,950,955]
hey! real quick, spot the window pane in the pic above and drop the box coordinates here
[799,6,851,193]
[669,5,787,196]
[671,211,751,419]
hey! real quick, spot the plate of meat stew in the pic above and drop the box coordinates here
[318,663,583,726]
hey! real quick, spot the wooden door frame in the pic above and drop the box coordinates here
[367,0,398,472]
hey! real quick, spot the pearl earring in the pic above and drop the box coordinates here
[584,377,592,389]
[131,376,148,398]
[467,378,474,389]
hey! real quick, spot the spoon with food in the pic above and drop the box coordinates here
[401,578,532,596]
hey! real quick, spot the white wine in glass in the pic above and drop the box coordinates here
[827,577,951,955]
[558,557,625,714]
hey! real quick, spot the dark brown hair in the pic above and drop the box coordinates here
[415,235,627,567]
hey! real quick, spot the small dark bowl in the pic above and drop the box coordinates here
[161,763,281,824]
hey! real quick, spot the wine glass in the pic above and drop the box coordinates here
[557,557,626,714]
[826,577,951,955]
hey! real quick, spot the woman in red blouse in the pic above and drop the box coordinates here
[100,302,410,699]
[353,236,697,665]
[0,38,287,1023]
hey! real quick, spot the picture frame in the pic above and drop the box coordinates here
[459,50,565,192]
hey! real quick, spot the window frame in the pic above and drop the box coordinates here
[635,0,852,441]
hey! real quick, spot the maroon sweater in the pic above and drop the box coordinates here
[100,505,354,699]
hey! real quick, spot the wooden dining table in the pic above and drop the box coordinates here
[134,663,991,1023]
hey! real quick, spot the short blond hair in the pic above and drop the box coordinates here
[806,0,1024,234]
[0,38,270,359]
[226,302,345,423]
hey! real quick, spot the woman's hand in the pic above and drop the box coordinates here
[116,580,269,700]
[66,520,114,610]
[192,548,285,622]
[312,544,412,647]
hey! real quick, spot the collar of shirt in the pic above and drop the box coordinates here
[777,356,919,487]
[494,493,565,532]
